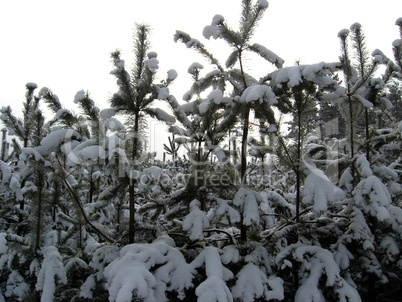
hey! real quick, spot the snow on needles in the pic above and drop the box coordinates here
[167,69,178,81]
[353,175,392,221]
[232,263,284,302]
[100,108,117,119]
[203,15,224,40]
[38,128,81,156]
[233,187,260,226]
[270,62,338,89]
[36,247,67,302]
[188,62,204,75]
[182,200,210,241]
[192,247,233,302]
[276,244,361,302]
[303,167,345,212]
[74,90,86,104]
[146,58,159,73]
[104,240,194,302]
[258,0,269,8]
[240,84,276,105]
[251,43,284,68]
[208,89,223,105]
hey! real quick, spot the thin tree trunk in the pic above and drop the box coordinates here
[1,129,6,161]
[296,172,301,222]
[196,140,205,211]
[89,167,94,204]
[17,138,29,235]
[35,186,42,252]
[133,112,140,160]
[117,202,121,233]
[239,48,249,183]
[78,223,83,250]
[348,95,356,181]
[52,180,59,224]
[60,163,114,243]
[240,106,251,184]
[239,48,250,243]
[296,109,302,222]
[365,108,370,161]
[129,112,140,244]
[129,180,135,243]
[240,214,247,243]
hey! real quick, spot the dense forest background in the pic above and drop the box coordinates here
[1,1,401,301]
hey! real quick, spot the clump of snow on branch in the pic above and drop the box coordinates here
[0,233,8,259]
[182,200,210,241]
[355,156,373,178]
[104,245,160,301]
[103,239,194,302]
[55,108,70,120]
[215,197,241,225]
[158,87,170,100]
[250,43,284,68]
[257,0,269,8]
[233,188,260,226]
[38,128,81,155]
[191,247,233,302]
[100,108,117,119]
[0,160,11,184]
[232,263,284,302]
[146,58,159,73]
[208,89,223,104]
[188,62,204,75]
[74,90,86,104]
[9,176,23,201]
[240,85,276,105]
[353,175,393,222]
[270,62,338,88]
[36,246,67,302]
[303,167,345,212]
[106,117,126,132]
[147,107,176,124]
[167,69,178,80]
[76,145,106,163]
[198,100,211,115]
[276,244,361,302]
[203,14,225,40]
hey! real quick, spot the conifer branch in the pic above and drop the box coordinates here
[350,23,370,79]
[55,157,115,243]
[133,24,150,83]
[174,30,224,72]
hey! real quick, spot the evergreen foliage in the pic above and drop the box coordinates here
[0,1,401,301]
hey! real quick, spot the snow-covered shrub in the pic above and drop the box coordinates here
[103,237,194,302]
[36,246,67,302]
[232,263,284,302]
[191,247,234,302]
[232,243,284,302]
[276,243,361,302]
[303,166,345,212]
[182,200,210,241]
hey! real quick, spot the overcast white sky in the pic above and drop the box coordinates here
[0,0,401,156]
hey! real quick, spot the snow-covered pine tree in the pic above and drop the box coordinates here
[163,134,180,164]
[40,87,91,138]
[176,1,280,173]
[109,24,175,243]
[159,62,238,216]
[267,62,340,221]
[174,0,282,242]
[326,23,386,183]
[1,5,401,302]
[0,83,45,236]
